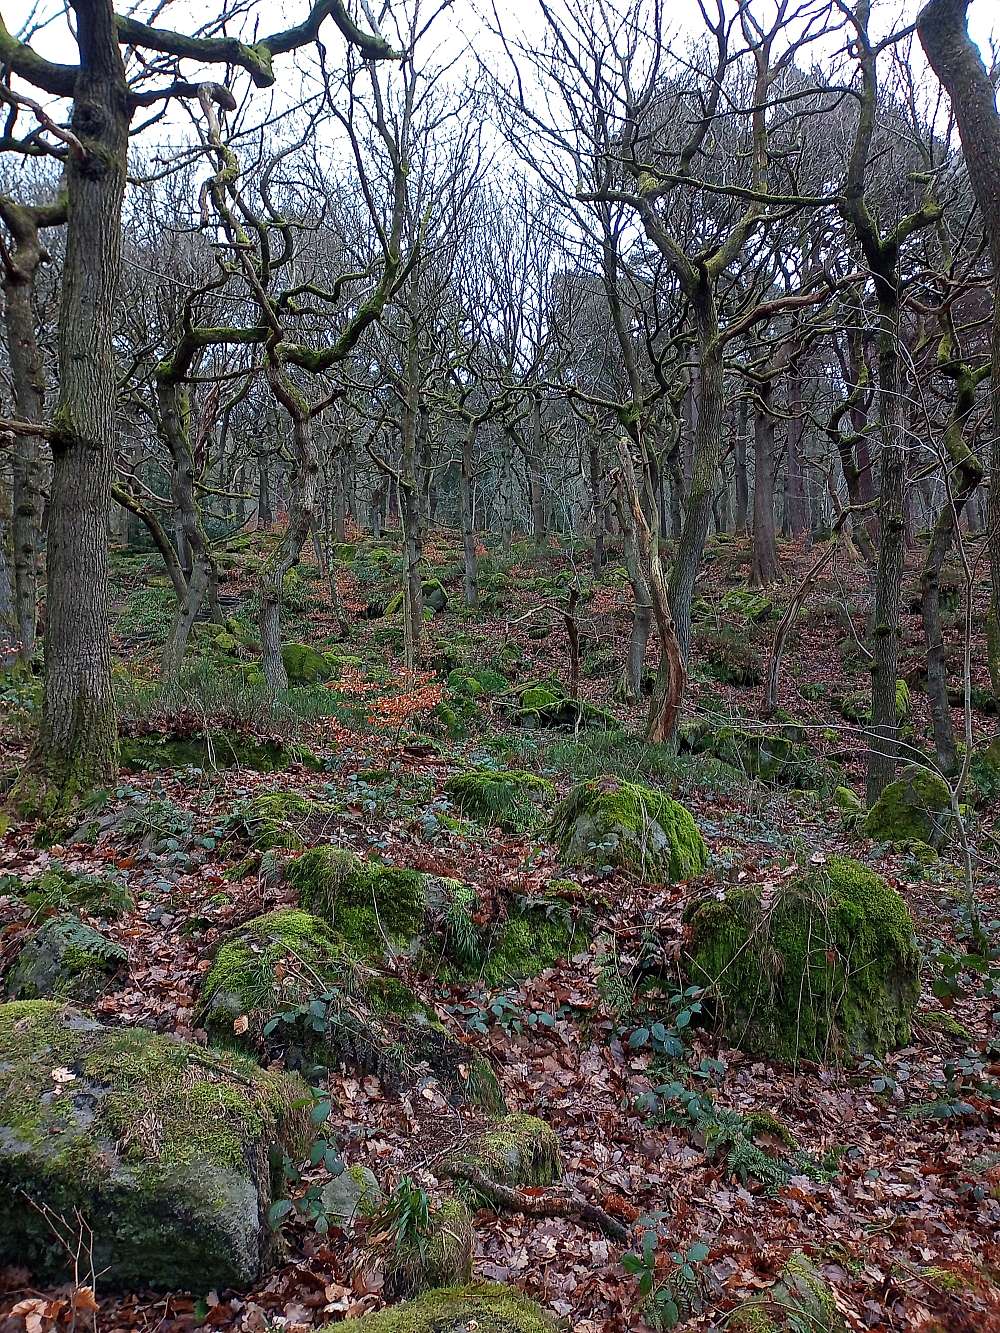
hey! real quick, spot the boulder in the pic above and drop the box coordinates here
[121,732,322,773]
[281,641,333,685]
[684,855,920,1064]
[0,1001,307,1289]
[200,908,503,1110]
[325,1284,558,1332]
[445,1114,562,1193]
[320,1164,382,1227]
[863,763,953,848]
[444,769,555,834]
[227,791,336,851]
[287,847,429,958]
[550,778,708,881]
[6,915,127,1002]
[507,679,620,732]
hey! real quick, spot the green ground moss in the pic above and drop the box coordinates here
[732,1252,847,1332]
[444,769,555,835]
[0,1000,308,1290]
[685,855,920,1064]
[480,905,581,985]
[550,778,708,881]
[287,846,428,958]
[448,1114,562,1194]
[864,764,953,847]
[324,1283,558,1332]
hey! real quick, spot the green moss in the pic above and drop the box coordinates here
[324,1283,558,1332]
[864,764,953,848]
[227,791,331,851]
[199,908,357,1040]
[6,915,127,1002]
[521,686,560,711]
[834,786,863,813]
[444,769,555,834]
[685,856,920,1065]
[0,1000,308,1289]
[481,905,581,985]
[281,642,333,685]
[550,778,708,881]
[447,1115,562,1195]
[286,847,428,958]
[732,1252,846,1333]
[382,1195,474,1300]
[121,733,322,773]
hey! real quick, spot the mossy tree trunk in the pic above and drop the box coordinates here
[0,196,65,670]
[750,375,780,587]
[19,0,128,814]
[919,0,1000,703]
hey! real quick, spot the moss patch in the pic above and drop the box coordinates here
[550,778,708,881]
[286,846,428,959]
[323,1283,559,1332]
[733,1252,847,1332]
[684,856,920,1065]
[480,902,582,986]
[444,769,555,835]
[227,791,334,852]
[447,1114,562,1197]
[381,1196,474,1300]
[282,642,333,685]
[122,732,321,773]
[0,1000,308,1290]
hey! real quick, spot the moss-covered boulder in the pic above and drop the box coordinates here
[198,909,501,1109]
[324,1283,558,1332]
[446,1114,562,1193]
[444,769,555,834]
[732,1251,847,1332]
[227,791,335,851]
[282,642,333,685]
[6,915,127,1002]
[684,856,920,1064]
[507,679,620,732]
[381,1195,474,1300]
[286,846,429,958]
[0,1000,308,1289]
[550,778,708,881]
[385,580,449,618]
[678,721,817,787]
[480,902,582,985]
[834,786,863,814]
[863,764,953,848]
[320,1163,382,1226]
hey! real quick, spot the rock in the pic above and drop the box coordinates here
[694,627,761,686]
[970,737,1000,808]
[287,847,429,958]
[384,580,449,617]
[0,1000,308,1290]
[5,916,127,1002]
[479,901,583,985]
[684,855,920,1064]
[443,769,555,834]
[227,791,335,851]
[381,1195,474,1300]
[322,1284,559,1332]
[863,763,953,848]
[281,641,333,685]
[445,1114,562,1193]
[678,721,818,787]
[732,1251,847,1332]
[320,1164,382,1226]
[508,679,620,731]
[200,909,503,1110]
[121,732,322,773]
[834,786,863,813]
[550,778,708,881]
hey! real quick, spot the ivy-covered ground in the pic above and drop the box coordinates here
[1,526,998,1333]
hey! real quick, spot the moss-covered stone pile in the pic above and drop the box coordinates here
[550,778,708,880]
[0,1000,308,1289]
[684,855,920,1064]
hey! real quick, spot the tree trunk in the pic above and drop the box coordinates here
[17,0,128,815]
[750,384,780,586]
[460,419,478,608]
[919,0,1000,699]
[734,396,749,532]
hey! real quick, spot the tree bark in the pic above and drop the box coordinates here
[750,381,781,586]
[17,0,127,815]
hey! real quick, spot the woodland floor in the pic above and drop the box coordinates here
[1,527,998,1333]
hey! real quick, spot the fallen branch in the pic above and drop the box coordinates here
[441,1160,629,1243]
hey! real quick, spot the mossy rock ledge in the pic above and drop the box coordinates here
[863,763,953,848]
[550,778,708,881]
[121,731,322,773]
[5,915,127,1003]
[0,1000,308,1290]
[684,855,920,1064]
[321,1283,559,1332]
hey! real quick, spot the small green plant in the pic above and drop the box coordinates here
[269,1086,344,1234]
[376,1176,432,1258]
[622,1215,710,1330]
